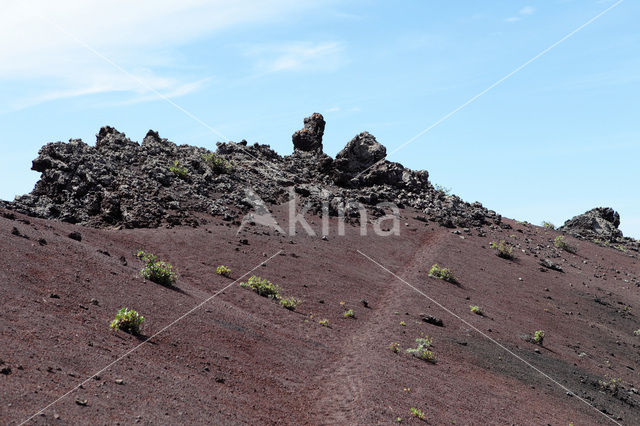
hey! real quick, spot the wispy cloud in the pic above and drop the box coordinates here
[0,0,322,110]
[246,41,345,74]
[505,5,535,23]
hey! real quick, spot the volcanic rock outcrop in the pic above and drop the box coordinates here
[560,207,623,242]
[7,114,500,229]
[292,113,325,152]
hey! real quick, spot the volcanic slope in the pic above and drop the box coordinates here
[1,205,639,425]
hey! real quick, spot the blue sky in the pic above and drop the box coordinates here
[1,0,639,237]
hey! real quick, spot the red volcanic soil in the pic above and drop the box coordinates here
[1,206,639,425]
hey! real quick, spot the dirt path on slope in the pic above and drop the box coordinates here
[306,230,447,423]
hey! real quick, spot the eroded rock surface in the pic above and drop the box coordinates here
[8,114,501,229]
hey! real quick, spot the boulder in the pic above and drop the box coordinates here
[559,207,623,241]
[334,132,386,175]
[292,113,325,152]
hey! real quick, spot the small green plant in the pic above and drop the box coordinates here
[216,265,231,277]
[428,264,457,283]
[280,297,301,311]
[389,342,400,353]
[343,308,355,318]
[634,329,640,336]
[470,305,483,315]
[400,321,406,327]
[532,330,545,345]
[433,184,451,196]
[110,308,144,334]
[598,377,621,395]
[202,152,232,174]
[396,417,403,423]
[542,221,555,230]
[490,240,514,260]
[240,275,280,299]
[319,319,330,327]
[554,235,576,253]
[406,336,436,363]
[614,244,627,252]
[137,250,177,286]
[409,407,426,420]
[169,160,188,179]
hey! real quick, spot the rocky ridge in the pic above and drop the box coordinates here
[7,114,504,229]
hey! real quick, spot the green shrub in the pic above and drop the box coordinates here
[490,240,514,260]
[409,407,426,420]
[240,275,280,299]
[169,160,188,179]
[137,250,177,286]
[216,265,231,277]
[406,336,436,363]
[389,342,400,353]
[343,308,355,318]
[202,152,232,174]
[554,235,576,253]
[542,221,555,229]
[599,377,621,395]
[280,297,301,311]
[319,319,330,327]
[532,330,545,345]
[399,321,406,327]
[634,329,640,336]
[110,307,144,334]
[428,264,457,283]
[470,305,483,315]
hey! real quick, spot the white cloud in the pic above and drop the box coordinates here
[505,5,535,23]
[0,0,322,108]
[519,6,535,15]
[247,41,345,74]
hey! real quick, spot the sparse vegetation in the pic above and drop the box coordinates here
[428,264,457,283]
[343,308,355,318]
[409,407,426,420]
[240,275,280,299]
[110,307,144,334]
[202,152,232,174]
[470,305,483,315]
[400,321,406,326]
[169,160,188,179]
[389,342,400,353]
[599,377,621,395]
[406,336,436,363]
[136,250,177,286]
[490,240,514,260]
[542,221,555,230]
[433,184,451,196]
[634,329,640,336]
[216,265,231,277]
[280,297,301,311]
[554,235,576,253]
[532,330,545,345]
[319,319,330,327]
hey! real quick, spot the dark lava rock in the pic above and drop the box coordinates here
[68,231,82,242]
[420,314,444,327]
[540,258,563,272]
[292,113,325,152]
[7,117,502,230]
[560,207,623,242]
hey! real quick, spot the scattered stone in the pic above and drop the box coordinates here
[115,379,124,385]
[119,256,128,266]
[75,399,88,406]
[90,298,99,306]
[49,293,60,299]
[321,235,328,241]
[215,377,225,384]
[10,227,21,237]
[540,259,563,272]
[0,366,11,375]
[420,314,444,327]
[360,299,369,308]
[68,231,82,241]
[38,238,47,246]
